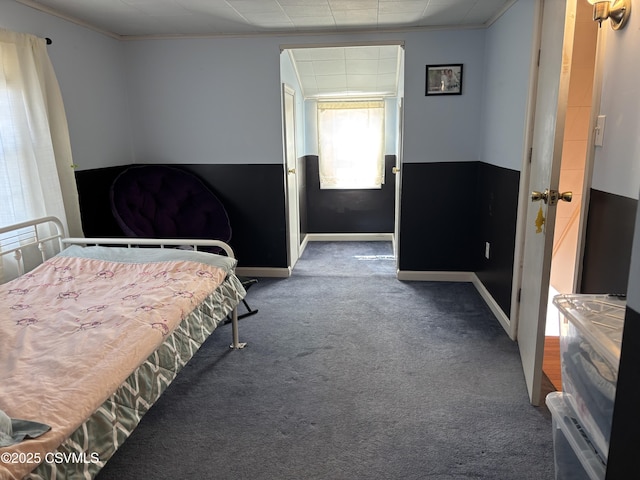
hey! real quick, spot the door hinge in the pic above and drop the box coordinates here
[528,147,533,163]
[517,288,522,303]
[537,49,541,67]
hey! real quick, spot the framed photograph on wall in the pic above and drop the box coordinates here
[425,64,463,96]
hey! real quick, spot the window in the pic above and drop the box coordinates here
[0,30,80,235]
[317,101,385,189]
[1,30,82,280]
[0,68,33,227]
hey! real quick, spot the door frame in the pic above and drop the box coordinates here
[282,83,300,270]
[280,42,405,267]
[394,97,405,269]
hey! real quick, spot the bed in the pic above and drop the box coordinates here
[0,217,247,480]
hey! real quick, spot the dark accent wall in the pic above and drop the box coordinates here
[75,164,288,268]
[304,155,396,233]
[75,165,130,238]
[581,189,637,295]
[75,163,636,323]
[399,162,479,271]
[475,163,520,315]
[398,161,519,316]
[606,306,640,479]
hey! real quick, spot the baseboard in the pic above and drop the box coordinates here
[396,270,512,339]
[235,267,291,278]
[396,270,475,282]
[306,233,394,242]
[470,274,513,340]
[300,235,309,257]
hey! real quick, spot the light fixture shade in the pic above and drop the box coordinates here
[587,0,631,30]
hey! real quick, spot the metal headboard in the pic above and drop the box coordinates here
[0,216,66,280]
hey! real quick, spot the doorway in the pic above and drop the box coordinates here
[542,0,599,391]
[279,43,405,271]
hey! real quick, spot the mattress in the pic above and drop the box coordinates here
[0,246,245,479]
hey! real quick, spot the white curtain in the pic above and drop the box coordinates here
[0,28,82,237]
[317,101,385,189]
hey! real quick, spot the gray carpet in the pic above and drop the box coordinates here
[96,241,555,479]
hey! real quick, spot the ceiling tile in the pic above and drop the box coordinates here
[313,60,346,76]
[315,75,348,89]
[346,59,379,75]
[377,58,399,75]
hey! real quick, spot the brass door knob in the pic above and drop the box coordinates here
[532,189,572,206]
[559,191,572,202]
[288,168,296,174]
[531,190,549,203]
[392,166,400,174]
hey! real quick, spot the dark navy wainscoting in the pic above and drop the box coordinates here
[75,164,288,268]
[76,163,635,322]
[398,161,520,316]
[304,155,396,233]
[606,306,640,479]
[475,163,520,315]
[581,189,638,295]
[399,162,480,272]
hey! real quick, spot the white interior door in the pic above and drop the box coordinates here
[517,0,575,406]
[394,97,404,268]
[283,84,300,269]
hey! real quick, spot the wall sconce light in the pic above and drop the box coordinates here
[587,0,631,30]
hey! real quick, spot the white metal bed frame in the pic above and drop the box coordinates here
[0,216,246,349]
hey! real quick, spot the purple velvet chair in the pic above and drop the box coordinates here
[110,164,257,319]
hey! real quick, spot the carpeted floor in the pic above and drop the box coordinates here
[96,241,555,480]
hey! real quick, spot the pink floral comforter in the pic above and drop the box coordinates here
[0,248,231,479]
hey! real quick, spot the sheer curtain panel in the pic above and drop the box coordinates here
[317,101,385,189]
[0,29,82,236]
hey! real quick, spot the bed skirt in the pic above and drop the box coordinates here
[24,274,245,480]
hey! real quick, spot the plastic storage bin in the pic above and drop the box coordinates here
[546,392,606,480]
[553,294,625,460]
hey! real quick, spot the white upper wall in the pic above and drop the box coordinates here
[480,0,538,171]
[10,0,637,192]
[592,6,640,310]
[124,36,285,165]
[123,29,485,165]
[0,1,133,171]
[591,22,640,200]
[402,29,485,163]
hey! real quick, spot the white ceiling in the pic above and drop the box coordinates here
[288,44,402,98]
[17,0,516,98]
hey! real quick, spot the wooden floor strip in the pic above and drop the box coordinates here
[543,336,562,391]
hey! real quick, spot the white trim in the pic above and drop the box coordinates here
[280,40,405,52]
[235,266,291,278]
[306,233,394,242]
[300,235,310,255]
[470,274,513,340]
[396,270,475,282]
[119,25,486,41]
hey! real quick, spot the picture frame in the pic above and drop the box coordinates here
[425,64,463,96]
